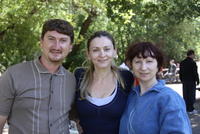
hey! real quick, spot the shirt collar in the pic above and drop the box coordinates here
[132,80,165,94]
[34,58,65,75]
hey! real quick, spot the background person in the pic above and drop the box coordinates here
[119,61,130,70]
[0,19,76,134]
[74,31,133,134]
[164,59,177,83]
[120,42,191,134]
[179,50,199,114]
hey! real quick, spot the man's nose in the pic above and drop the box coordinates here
[54,40,61,49]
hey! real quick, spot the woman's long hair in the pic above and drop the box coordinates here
[79,31,125,98]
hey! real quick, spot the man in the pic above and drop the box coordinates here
[179,50,199,114]
[0,19,76,134]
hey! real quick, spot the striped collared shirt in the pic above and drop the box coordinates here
[0,58,76,134]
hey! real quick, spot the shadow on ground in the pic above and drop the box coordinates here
[190,98,200,134]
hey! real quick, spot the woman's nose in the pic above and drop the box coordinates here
[99,50,105,57]
[141,62,147,70]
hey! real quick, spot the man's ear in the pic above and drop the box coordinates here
[69,44,73,52]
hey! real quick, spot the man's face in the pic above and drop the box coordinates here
[191,54,195,59]
[40,31,72,64]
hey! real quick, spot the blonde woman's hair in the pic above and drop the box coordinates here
[79,62,125,98]
[79,31,125,98]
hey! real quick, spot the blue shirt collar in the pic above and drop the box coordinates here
[133,80,166,95]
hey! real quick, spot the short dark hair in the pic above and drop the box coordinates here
[41,19,74,43]
[125,42,164,71]
[187,50,194,56]
[87,31,115,51]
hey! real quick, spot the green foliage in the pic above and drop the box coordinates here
[106,0,200,65]
[0,0,200,72]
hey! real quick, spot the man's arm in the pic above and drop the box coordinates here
[0,115,7,134]
[0,69,14,134]
[194,62,199,85]
[179,62,183,82]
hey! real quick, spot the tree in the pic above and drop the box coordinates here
[0,0,200,72]
[106,0,200,63]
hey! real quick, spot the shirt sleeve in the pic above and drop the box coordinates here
[0,69,15,116]
[159,91,192,134]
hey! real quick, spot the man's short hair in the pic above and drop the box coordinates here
[41,19,74,43]
[187,50,195,56]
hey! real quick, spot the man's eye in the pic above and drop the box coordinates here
[104,48,110,51]
[61,39,67,42]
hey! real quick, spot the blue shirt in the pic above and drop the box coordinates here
[119,80,192,134]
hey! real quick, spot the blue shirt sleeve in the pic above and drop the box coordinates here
[158,90,192,134]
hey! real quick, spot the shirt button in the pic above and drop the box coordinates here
[51,90,53,94]
[50,123,52,127]
[50,107,52,110]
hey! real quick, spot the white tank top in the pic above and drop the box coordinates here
[86,84,118,106]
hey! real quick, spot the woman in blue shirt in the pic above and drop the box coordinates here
[74,31,133,134]
[119,42,192,134]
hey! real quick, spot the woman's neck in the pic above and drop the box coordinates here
[88,68,116,98]
[139,79,158,95]
[93,68,113,80]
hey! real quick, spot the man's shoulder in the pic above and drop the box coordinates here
[0,61,34,79]
[180,58,187,63]
[61,66,75,78]
[180,58,193,64]
[8,60,33,72]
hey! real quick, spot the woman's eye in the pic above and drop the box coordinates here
[147,60,153,63]
[92,49,99,52]
[48,37,54,40]
[135,61,141,64]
